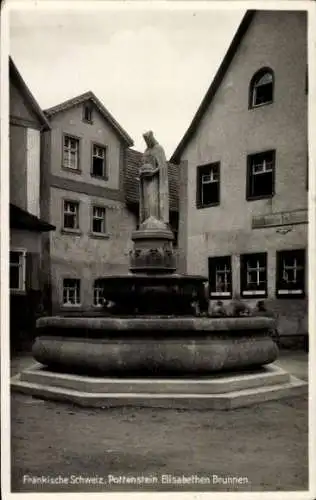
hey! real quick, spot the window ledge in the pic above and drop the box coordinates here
[90,174,109,181]
[277,289,305,298]
[10,289,26,296]
[249,101,273,110]
[61,166,82,175]
[196,202,220,210]
[89,232,110,240]
[61,304,82,309]
[61,229,82,236]
[210,293,232,300]
[247,194,274,202]
[241,290,267,298]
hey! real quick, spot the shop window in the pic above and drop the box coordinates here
[276,249,306,298]
[240,252,267,298]
[208,255,232,299]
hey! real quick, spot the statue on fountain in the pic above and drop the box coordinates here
[139,131,169,226]
[130,131,174,273]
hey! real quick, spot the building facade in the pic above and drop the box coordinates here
[172,10,308,341]
[9,58,55,351]
[42,92,140,313]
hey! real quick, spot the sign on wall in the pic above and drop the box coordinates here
[252,209,308,229]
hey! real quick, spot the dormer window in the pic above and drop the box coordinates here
[249,68,274,108]
[83,103,93,123]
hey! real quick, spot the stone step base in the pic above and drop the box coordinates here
[18,364,290,394]
[11,364,307,410]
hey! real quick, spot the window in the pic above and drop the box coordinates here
[10,249,26,292]
[250,68,274,108]
[92,145,106,178]
[63,136,79,170]
[92,206,106,234]
[63,279,81,306]
[305,65,308,94]
[247,150,275,200]
[63,201,79,230]
[240,253,267,297]
[276,249,306,298]
[83,103,93,123]
[208,256,232,298]
[93,279,104,307]
[196,163,220,208]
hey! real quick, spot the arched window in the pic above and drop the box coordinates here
[249,68,274,108]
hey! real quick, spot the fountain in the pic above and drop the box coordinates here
[11,132,307,409]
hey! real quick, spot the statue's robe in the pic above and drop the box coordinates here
[140,143,169,225]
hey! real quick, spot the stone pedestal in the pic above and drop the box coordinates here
[130,216,176,273]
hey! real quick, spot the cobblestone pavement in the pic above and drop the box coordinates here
[9,350,308,493]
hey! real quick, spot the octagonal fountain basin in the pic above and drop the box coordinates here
[33,316,278,376]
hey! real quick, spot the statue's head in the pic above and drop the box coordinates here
[143,130,156,148]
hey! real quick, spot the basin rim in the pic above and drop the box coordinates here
[36,316,276,331]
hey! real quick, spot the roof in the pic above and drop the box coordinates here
[44,91,133,146]
[170,10,255,163]
[125,149,179,212]
[10,204,56,232]
[9,57,51,130]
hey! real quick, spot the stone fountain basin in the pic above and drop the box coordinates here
[33,316,278,376]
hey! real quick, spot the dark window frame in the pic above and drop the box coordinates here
[240,252,268,298]
[91,205,106,234]
[249,67,274,109]
[208,255,232,299]
[10,248,26,293]
[83,103,93,124]
[246,150,276,201]
[305,65,308,94]
[62,278,81,306]
[196,162,220,209]
[63,199,80,231]
[276,249,306,299]
[93,279,105,307]
[62,133,81,172]
[91,142,108,179]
